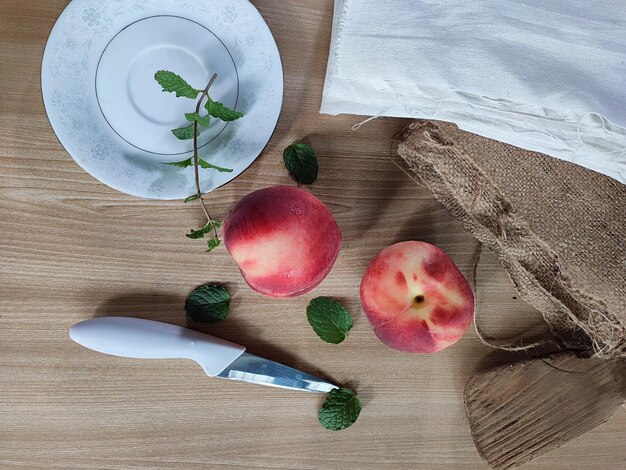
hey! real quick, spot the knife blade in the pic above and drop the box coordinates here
[69,316,338,394]
[217,352,337,393]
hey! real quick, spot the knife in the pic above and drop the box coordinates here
[70,317,338,393]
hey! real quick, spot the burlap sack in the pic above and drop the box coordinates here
[396,120,626,358]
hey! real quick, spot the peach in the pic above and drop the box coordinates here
[360,241,474,353]
[223,186,342,297]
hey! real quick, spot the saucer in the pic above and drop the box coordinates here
[42,0,283,199]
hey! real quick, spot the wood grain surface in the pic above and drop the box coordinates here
[1,1,624,469]
[466,355,626,469]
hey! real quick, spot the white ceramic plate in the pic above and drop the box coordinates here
[42,0,283,199]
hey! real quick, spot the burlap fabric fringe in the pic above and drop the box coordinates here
[395,120,626,358]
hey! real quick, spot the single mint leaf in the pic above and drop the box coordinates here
[154,71,200,99]
[184,194,201,203]
[186,221,222,240]
[319,387,362,431]
[185,284,230,323]
[283,142,318,185]
[307,297,353,344]
[165,158,193,168]
[205,98,244,122]
[172,125,196,140]
[197,115,211,127]
[185,113,211,128]
[206,237,221,252]
[198,159,233,173]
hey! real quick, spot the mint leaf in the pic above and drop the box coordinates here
[206,237,221,252]
[319,387,362,431]
[172,125,196,140]
[306,297,353,344]
[165,158,231,172]
[185,284,230,323]
[155,71,200,99]
[186,221,222,240]
[185,112,211,128]
[205,98,244,122]
[198,159,233,173]
[283,143,318,185]
[197,115,211,127]
[165,158,193,168]
[184,194,201,203]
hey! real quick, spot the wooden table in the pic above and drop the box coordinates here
[1,1,624,468]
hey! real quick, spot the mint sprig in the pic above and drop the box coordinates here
[306,297,353,344]
[185,284,231,323]
[155,70,245,253]
[283,142,318,185]
[319,387,362,431]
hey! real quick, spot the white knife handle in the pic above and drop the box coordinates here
[69,317,246,376]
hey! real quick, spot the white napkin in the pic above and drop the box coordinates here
[322,0,626,183]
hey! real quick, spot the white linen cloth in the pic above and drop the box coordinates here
[321,0,626,183]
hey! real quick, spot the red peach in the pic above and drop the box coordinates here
[223,186,342,297]
[360,241,474,353]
